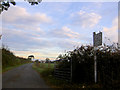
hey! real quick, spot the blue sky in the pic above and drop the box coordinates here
[1,2,118,60]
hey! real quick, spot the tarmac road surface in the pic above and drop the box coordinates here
[2,63,49,88]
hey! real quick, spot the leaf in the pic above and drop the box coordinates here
[10,2,16,5]
[4,7,8,10]
[35,2,38,4]
[2,2,10,7]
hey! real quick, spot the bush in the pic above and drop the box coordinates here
[2,46,31,69]
[56,45,120,88]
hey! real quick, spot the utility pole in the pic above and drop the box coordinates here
[94,47,97,83]
[93,32,102,83]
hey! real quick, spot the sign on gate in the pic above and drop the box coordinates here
[93,32,102,46]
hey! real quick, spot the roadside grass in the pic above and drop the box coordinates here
[32,63,68,88]
[2,62,32,73]
[2,47,32,73]
[33,63,101,88]
[33,63,84,88]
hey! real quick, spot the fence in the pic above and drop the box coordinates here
[53,55,120,88]
[53,59,72,82]
[54,68,71,82]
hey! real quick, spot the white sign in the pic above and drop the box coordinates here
[93,32,102,47]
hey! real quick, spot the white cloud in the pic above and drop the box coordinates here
[2,28,27,38]
[12,50,45,59]
[2,6,28,23]
[2,6,52,25]
[13,24,45,36]
[12,49,61,60]
[71,10,102,28]
[2,26,83,60]
[102,17,118,43]
[50,26,80,39]
[56,39,81,50]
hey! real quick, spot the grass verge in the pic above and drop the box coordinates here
[2,63,31,73]
[32,63,67,88]
[32,63,98,88]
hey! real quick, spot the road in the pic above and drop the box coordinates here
[2,63,50,88]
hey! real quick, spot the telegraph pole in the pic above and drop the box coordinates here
[93,32,102,83]
[94,46,97,83]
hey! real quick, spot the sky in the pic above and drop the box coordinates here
[0,1,118,60]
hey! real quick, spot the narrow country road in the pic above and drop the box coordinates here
[2,63,50,88]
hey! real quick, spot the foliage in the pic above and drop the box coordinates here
[45,58,50,63]
[33,63,101,88]
[0,0,42,14]
[56,44,120,88]
[2,45,31,69]
[28,55,34,60]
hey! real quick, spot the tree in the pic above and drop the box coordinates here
[56,44,120,87]
[45,58,50,63]
[57,54,66,60]
[28,55,34,60]
[56,54,62,59]
[0,0,42,14]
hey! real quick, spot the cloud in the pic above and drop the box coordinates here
[2,25,83,60]
[2,27,51,49]
[71,10,102,28]
[102,17,118,43]
[55,39,81,50]
[2,25,87,53]
[49,26,80,39]
[12,50,60,60]
[2,6,52,25]
[2,28,27,39]
[13,24,45,36]
[2,27,81,52]
[12,50,45,59]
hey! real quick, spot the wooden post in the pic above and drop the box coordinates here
[94,47,97,83]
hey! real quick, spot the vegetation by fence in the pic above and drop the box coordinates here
[97,51,120,88]
[56,45,120,88]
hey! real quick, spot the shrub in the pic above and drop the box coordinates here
[56,45,120,88]
[2,46,31,69]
